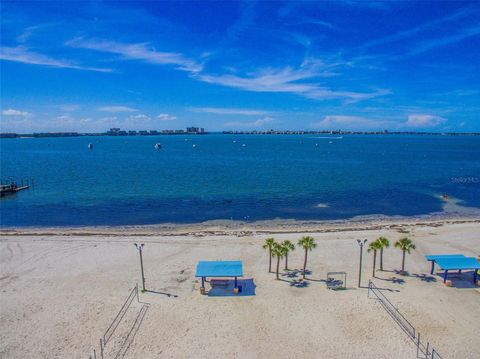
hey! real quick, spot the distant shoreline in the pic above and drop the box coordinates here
[1,131,480,139]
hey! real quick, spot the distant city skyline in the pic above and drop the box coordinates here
[1,1,480,132]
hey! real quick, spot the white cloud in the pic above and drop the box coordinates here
[190,107,270,116]
[408,25,480,56]
[313,115,396,130]
[66,38,202,73]
[129,114,151,121]
[57,104,80,112]
[195,64,388,102]
[56,114,73,120]
[16,23,59,43]
[0,46,112,72]
[303,19,335,30]
[359,6,476,51]
[157,113,177,121]
[98,116,118,123]
[406,114,447,128]
[224,116,275,128]
[2,109,31,117]
[98,106,138,113]
[65,37,387,103]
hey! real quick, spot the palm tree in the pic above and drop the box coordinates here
[271,242,287,280]
[262,238,276,273]
[394,237,416,273]
[377,236,390,271]
[367,240,381,277]
[298,236,316,279]
[281,240,295,270]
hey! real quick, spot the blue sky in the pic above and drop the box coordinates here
[1,1,479,132]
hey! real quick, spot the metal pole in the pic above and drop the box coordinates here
[100,338,104,359]
[357,239,367,287]
[139,247,145,291]
[359,245,363,287]
[426,342,429,359]
[134,244,146,291]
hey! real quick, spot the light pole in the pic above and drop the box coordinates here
[134,243,146,291]
[357,239,367,288]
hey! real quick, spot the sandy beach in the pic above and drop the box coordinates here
[1,219,479,358]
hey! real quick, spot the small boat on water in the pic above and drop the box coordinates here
[88,143,93,149]
[192,144,197,148]
[154,143,162,149]
[242,143,246,147]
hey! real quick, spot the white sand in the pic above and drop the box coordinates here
[1,221,479,358]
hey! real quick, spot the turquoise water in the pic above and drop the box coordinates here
[1,134,479,226]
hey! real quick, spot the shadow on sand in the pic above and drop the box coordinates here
[144,289,178,298]
[437,270,478,289]
[412,273,437,283]
[374,276,406,285]
[277,269,312,287]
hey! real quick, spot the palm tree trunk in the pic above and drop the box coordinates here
[269,248,272,273]
[276,256,280,280]
[372,250,377,277]
[285,253,288,270]
[402,251,406,272]
[303,249,308,279]
[380,248,384,271]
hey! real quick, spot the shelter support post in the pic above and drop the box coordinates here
[430,261,435,275]
[443,270,448,283]
[234,276,238,288]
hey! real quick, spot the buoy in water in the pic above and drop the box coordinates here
[242,143,246,147]
[88,143,93,149]
[154,143,162,149]
[192,144,197,148]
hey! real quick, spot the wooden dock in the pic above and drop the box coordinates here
[0,184,30,197]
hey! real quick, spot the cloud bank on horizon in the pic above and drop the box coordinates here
[1,1,479,132]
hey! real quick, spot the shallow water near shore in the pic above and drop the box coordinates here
[1,134,479,226]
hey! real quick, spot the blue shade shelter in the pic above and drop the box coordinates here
[195,261,243,290]
[433,257,480,284]
[425,254,466,274]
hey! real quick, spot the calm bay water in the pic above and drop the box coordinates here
[1,134,479,226]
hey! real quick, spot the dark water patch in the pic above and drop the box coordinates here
[0,186,462,227]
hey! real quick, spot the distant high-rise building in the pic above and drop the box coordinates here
[186,127,205,134]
